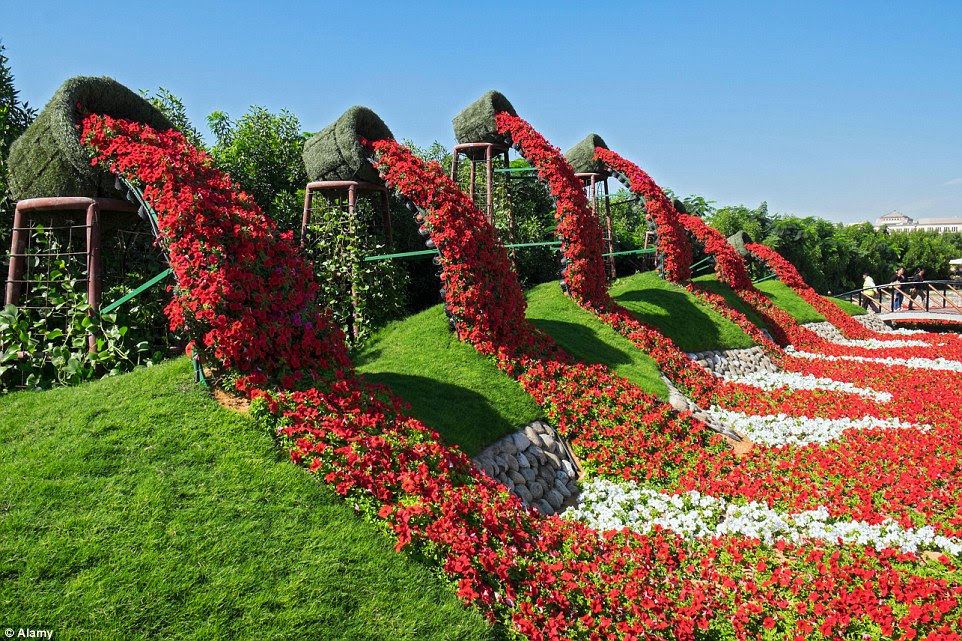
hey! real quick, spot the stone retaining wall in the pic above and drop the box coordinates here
[801,321,846,342]
[855,314,893,332]
[686,346,779,378]
[473,420,580,516]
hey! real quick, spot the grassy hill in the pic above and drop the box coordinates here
[0,358,495,641]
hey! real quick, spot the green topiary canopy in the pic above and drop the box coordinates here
[727,230,754,258]
[564,133,610,176]
[452,90,516,145]
[302,106,393,184]
[7,76,174,200]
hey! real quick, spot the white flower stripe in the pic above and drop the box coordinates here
[722,369,891,402]
[705,406,927,446]
[786,346,962,372]
[568,478,962,556]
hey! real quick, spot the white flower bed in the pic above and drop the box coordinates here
[569,478,962,556]
[722,369,891,402]
[829,337,930,349]
[704,406,927,446]
[786,346,962,372]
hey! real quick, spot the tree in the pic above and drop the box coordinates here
[1,41,37,251]
[207,106,307,232]
[139,87,205,149]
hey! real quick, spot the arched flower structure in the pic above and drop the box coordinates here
[81,113,962,639]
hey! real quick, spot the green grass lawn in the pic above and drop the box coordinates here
[355,305,541,457]
[611,272,757,351]
[524,281,668,398]
[0,358,495,641]
[692,275,865,327]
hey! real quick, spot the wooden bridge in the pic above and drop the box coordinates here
[834,280,962,321]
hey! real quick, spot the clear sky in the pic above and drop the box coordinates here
[3,0,961,224]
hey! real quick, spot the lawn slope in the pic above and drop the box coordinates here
[0,358,495,641]
[355,304,541,456]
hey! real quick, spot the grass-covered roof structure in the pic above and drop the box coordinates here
[302,106,393,184]
[452,90,516,146]
[564,133,610,176]
[727,230,754,258]
[7,76,173,200]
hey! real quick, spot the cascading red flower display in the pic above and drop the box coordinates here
[593,147,693,282]
[82,114,962,639]
[494,112,611,310]
[81,114,351,391]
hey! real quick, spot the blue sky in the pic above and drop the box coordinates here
[4,1,961,224]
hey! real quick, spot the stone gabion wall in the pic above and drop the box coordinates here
[855,314,893,332]
[686,346,779,378]
[801,321,846,342]
[473,420,580,516]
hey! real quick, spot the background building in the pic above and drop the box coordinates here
[874,210,962,233]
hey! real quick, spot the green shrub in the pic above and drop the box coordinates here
[0,226,165,391]
[208,106,306,232]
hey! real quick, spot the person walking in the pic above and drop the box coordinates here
[908,267,926,310]
[862,273,881,313]
[892,267,907,311]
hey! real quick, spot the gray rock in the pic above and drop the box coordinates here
[512,432,532,452]
[516,485,533,506]
[501,439,517,455]
[534,499,555,516]
[554,478,571,497]
[520,467,537,483]
[562,460,577,478]
[529,445,547,465]
[524,451,539,468]
[505,453,519,472]
[544,450,561,468]
[516,452,530,468]
[566,479,579,494]
[509,470,526,486]
[529,481,544,500]
[524,424,541,442]
[546,489,564,509]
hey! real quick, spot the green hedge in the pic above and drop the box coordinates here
[564,133,609,175]
[7,76,173,200]
[451,90,516,145]
[302,106,393,184]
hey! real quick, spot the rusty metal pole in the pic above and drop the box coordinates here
[380,189,392,248]
[86,200,102,352]
[347,184,359,343]
[602,177,616,279]
[485,144,494,225]
[300,186,314,247]
[504,150,516,244]
[450,150,460,182]
[5,203,27,306]
[469,159,476,205]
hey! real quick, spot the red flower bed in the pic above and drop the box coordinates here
[83,114,962,639]
[81,114,351,391]
[495,112,611,310]
[592,147,693,282]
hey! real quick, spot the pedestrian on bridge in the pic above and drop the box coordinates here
[908,267,926,310]
[892,267,907,311]
[861,273,881,313]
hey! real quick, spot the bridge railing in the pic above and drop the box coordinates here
[833,280,962,314]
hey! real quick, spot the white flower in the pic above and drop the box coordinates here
[786,346,962,372]
[704,406,927,446]
[722,369,891,402]
[568,478,962,556]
